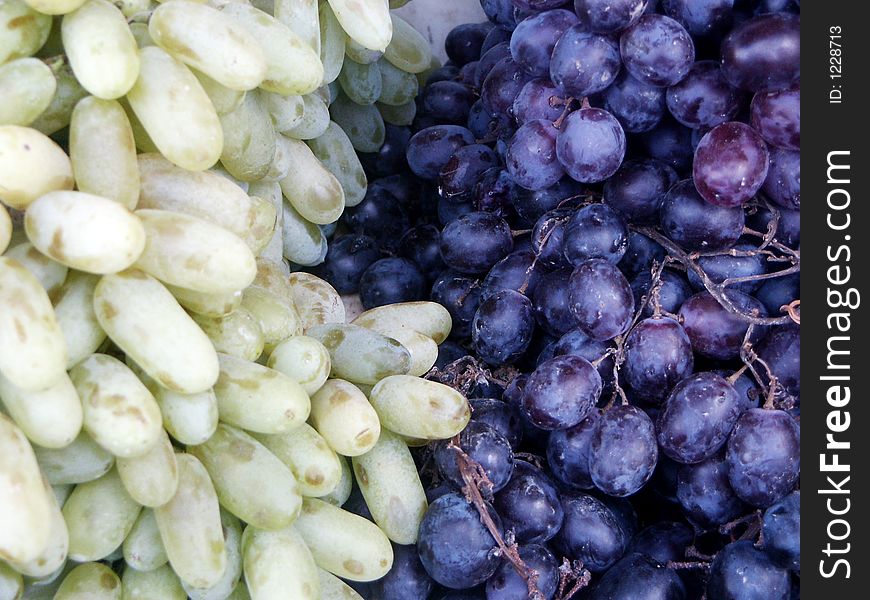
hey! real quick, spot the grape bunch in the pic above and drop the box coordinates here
[308,0,801,598]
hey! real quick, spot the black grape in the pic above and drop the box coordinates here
[531,208,573,270]
[568,258,635,341]
[750,85,799,150]
[720,13,800,92]
[603,158,677,224]
[472,289,535,365]
[343,185,410,251]
[549,26,622,98]
[512,78,567,125]
[761,490,800,571]
[589,553,686,600]
[417,492,503,589]
[574,0,649,34]
[474,42,511,89]
[506,119,565,191]
[762,147,800,210]
[659,179,745,251]
[618,231,667,279]
[439,144,501,202]
[485,544,559,600]
[628,522,694,563]
[630,270,693,317]
[440,212,514,274]
[676,453,747,527]
[636,117,694,173]
[311,234,380,294]
[623,317,694,402]
[359,124,412,178]
[469,398,524,449]
[481,57,533,117]
[619,14,695,87]
[657,372,741,463]
[359,257,426,309]
[666,61,746,129]
[481,250,542,301]
[407,125,477,180]
[434,421,515,493]
[436,341,471,370]
[552,328,615,388]
[686,242,768,294]
[562,203,629,266]
[589,405,658,497]
[398,225,445,282]
[556,108,626,184]
[422,81,477,125]
[431,271,483,340]
[509,9,579,77]
[726,408,800,507]
[370,543,436,600]
[755,324,800,401]
[493,460,564,544]
[599,70,667,134]
[693,121,769,207]
[511,177,584,223]
[521,355,602,430]
[532,268,578,337]
[679,290,767,360]
[555,491,629,572]
[661,0,734,37]
[546,412,599,490]
[445,23,491,67]
[707,540,791,600]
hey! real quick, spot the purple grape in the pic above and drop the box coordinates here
[480,0,517,28]
[589,553,686,600]
[481,25,512,55]
[474,42,511,89]
[439,144,501,202]
[568,258,634,341]
[623,317,694,401]
[720,13,800,92]
[510,9,579,77]
[371,543,435,600]
[630,270,693,317]
[659,179,745,251]
[440,211,514,274]
[445,23,491,66]
[756,324,800,401]
[761,490,800,571]
[750,85,799,150]
[486,545,559,599]
[311,234,380,294]
[754,273,799,323]
[589,404,658,496]
[481,250,542,301]
[619,232,667,280]
[398,225,445,281]
[426,65,461,85]
[434,421,515,493]
[407,125,476,180]
[549,26,622,97]
[562,203,629,265]
[421,81,476,125]
[679,290,767,360]
[493,461,564,544]
[661,0,733,37]
[637,116,694,173]
[506,119,565,190]
[470,398,524,449]
[512,78,568,125]
[531,207,573,269]
[343,185,410,251]
[574,0,649,34]
[481,58,533,117]
[666,61,746,129]
[707,541,791,600]
[620,14,695,87]
[628,522,694,563]
[431,271,482,340]
[547,412,599,489]
[359,257,426,309]
[472,289,535,365]
[693,121,769,207]
[511,177,584,223]
[599,70,667,133]
[521,354,602,430]
[532,268,578,336]
[676,454,747,527]
[556,108,626,183]
[762,147,800,210]
[475,168,518,217]
[555,491,629,572]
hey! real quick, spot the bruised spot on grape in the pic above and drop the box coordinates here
[99,302,119,320]
[321,328,345,348]
[7,15,34,29]
[210,539,224,557]
[343,559,364,575]
[184,254,209,271]
[48,228,66,261]
[124,269,150,280]
[355,428,375,449]
[100,572,118,589]
[229,438,255,461]
[304,467,324,486]
[354,463,369,486]
[13,318,26,343]
[156,372,180,391]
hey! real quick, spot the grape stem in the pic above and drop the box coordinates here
[556,558,593,600]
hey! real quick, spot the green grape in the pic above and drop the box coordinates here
[33,430,113,486]
[119,96,159,154]
[212,353,309,434]
[345,36,383,65]
[294,497,394,581]
[219,91,277,182]
[225,581,252,600]
[3,241,68,296]
[369,375,471,440]
[267,335,331,395]
[114,0,150,18]
[93,270,220,395]
[0,0,52,64]
[384,13,432,74]
[116,428,179,508]
[154,454,227,590]
[0,204,10,254]
[318,568,364,599]
[320,455,352,507]
[318,0,346,84]
[241,526,320,599]
[275,0,321,54]
[377,58,419,106]
[352,429,428,544]
[0,58,56,126]
[123,509,168,572]
[284,92,330,140]
[128,20,153,48]
[288,272,346,331]
[309,379,381,457]
[149,1,266,92]
[193,308,265,362]
[121,564,186,600]
[23,0,88,15]
[166,285,243,318]
[0,561,23,600]
[181,509,244,600]
[0,370,82,449]
[338,58,382,105]
[54,563,121,600]
[30,59,87,135]
[278,136,345,224]
[329,92,385,152]
[0,257,67,392]
[126,46,222,171]
[191,68,245,115]
[306,120,367,207]
[261,91,305,133]
[241,286,302,350]
[188,424,303,530]
[61,0,139,99]
[69,97,140,210]
[0,125,73,210]
[51,483,73,506]
[353,301,452,343]
[219,3,323,96]
[327,0,392,52]
[152,385,219,447]
[248,184,285,263]
[6,475,68,577]
[254,422,342,497]
[306,323,411,385]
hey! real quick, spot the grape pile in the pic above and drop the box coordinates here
[306,1,801,598]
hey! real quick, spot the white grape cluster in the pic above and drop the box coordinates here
[0,1,460,599]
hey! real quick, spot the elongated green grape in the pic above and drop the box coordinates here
[129,21,153,48]
[122,564,186,600]
[346,37,383,66]
[284,92,330,139]
[0,561,23,600]
[61,0,139,99]
[241,286,302,349]
[123,509,168,572]
[0,370,82,449]
[154,454,227,590]
[383,13,432,74]
[255,422,341,497]
[275,0,320,54]
[218,90,277,181]
[353,301,453,343]
[3,241,68,296]
[307,323,411,385]
[63,467,141,561]
[267,336,331,395]
[377,58,419,106]
[327,0,391,52]
[153,386,219,447]
[137,153,274,253]
[212,353,309,434]
[29,59,87,135]
[127,46,222,171]
[0,414,54,564]
[52,271,106,369]
[281,197,328,266]
[381,328,438,377]
[318,568,364,599]
[134,209,257,294]
[0,257,67,391]
[242,526,320,599]
[25,190,145,274]
[0,125,73,210]
[149,1,266,91]
[320,455,352,507]
[70,354,163,458]
[193,308,264,362]
[309,379,380,457]
[115,0,149,17]
[262,92,304,133]
[370,375,471,440]
[219,3,323,95]
[6,476,68,577]
[189,424,303,529]
[294,497,393,581]
[226,581,251,600]
[287,273,345,330]
[1,0,52,64]
[24,0,87,14]
[191,68,245,115]
[182,509,243,600]
[116,428,179,507]
[33,430,114,485]
[166,286,241,320]
[338,58,382,105]
[278,136,345,224]
[329,92,385,153]
[94,270,220,394]
[318,0,345,84]
[0,204,10,254]
[0,58,56,126]
[120,96,159,153]
[55,562,121,600]
[306,120,367,207]
[52,483,74,506]
[352,429,427,544]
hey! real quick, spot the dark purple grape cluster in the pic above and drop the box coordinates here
[310,1,800,599]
